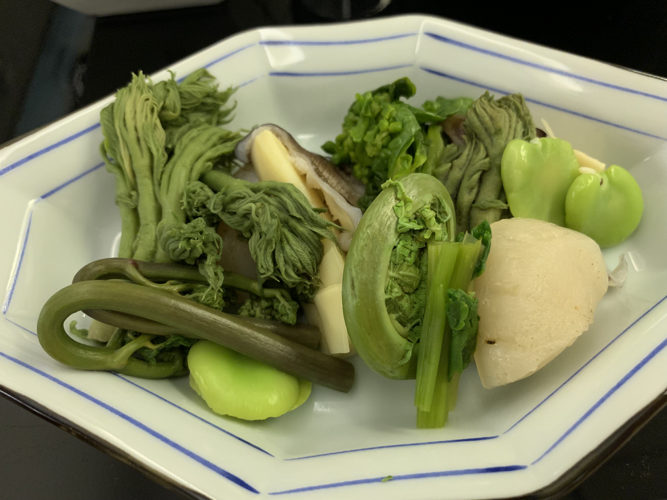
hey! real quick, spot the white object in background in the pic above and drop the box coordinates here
[49,0,223,17]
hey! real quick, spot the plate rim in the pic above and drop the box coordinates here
[0,12,666,499]
[1,381,664,499]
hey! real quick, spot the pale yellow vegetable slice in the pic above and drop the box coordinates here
[248,129,351,354]
[472,218,608,388]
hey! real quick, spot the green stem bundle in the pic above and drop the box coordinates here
[37,279,354,392]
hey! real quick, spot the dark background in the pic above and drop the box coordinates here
[1,0,666,498]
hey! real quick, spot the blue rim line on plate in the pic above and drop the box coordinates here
[1,324,662,495]
[259,32,416,46]
[113,373,274,457]
[423,32,667,103]
[0,122,101,177]
[269,63,411,77]
[530,336,667,466]
[419,66,667,141]
[3,203,666,474]
[2,26,666,176]
[268,465,528,496]
[504,294,667,436]
[0,347,260,495]
[1,23,666,495]
[267,337,667,495]
[5,159,666,463]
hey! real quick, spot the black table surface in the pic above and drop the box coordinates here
[1,1,666,498]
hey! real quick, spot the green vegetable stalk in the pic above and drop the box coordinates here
[342,173,489,427]
[414,241,482,428]
[71,258,312,340]
[37,278,354,392]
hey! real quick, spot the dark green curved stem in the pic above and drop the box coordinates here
[72,258,320,349]
[38,280,353,392]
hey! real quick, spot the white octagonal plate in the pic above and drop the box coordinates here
[0,14,665,500]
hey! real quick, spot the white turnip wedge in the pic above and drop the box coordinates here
[472,217,608,388]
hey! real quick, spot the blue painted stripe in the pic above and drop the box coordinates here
[260,32,416,46]
[2,313,273,460]
[1,27,666,493]
[419,66,667,141]
[0,348,259,494]
[424,32,667,103]
[0,123,101,177]
[269,465,526,495]
[2,162,106,313]
[504,295,667,435]
[2,211,32,314]
[4,30,666,174]
[41,162,105,199]
[113,374,274,457]
[203,42,256,69]
[286,435,497,461]
[3,317,37,336]
[531,336,667,465]
[269,63,412,77]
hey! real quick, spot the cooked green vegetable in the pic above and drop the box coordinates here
[321,77,424,209]
[342,173,490,427]
[342,173,456,379]
[501,137,580,225]
[414,234,485,428]
[71,258,317,346]
[37,278,354,391]
[188,340,311,420]
[323,78,536,233]
[565,164,644,247]
[184,169,337,301]
[100,72,166,261]
[438,92,537,233]
[100,69,241,302]
[321,78,471,210]
[38,68,360,424]
[500,134,644,247]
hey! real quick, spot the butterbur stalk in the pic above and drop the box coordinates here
[414,242,458,412]
[37,280,354,391]
[414,230,486,429]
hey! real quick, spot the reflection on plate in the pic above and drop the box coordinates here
[0,14,665,500]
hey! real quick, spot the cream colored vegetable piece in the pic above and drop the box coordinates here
[472,218,608,388]
[238,125,354,354]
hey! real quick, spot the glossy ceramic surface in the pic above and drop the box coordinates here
[0,14,665,500]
